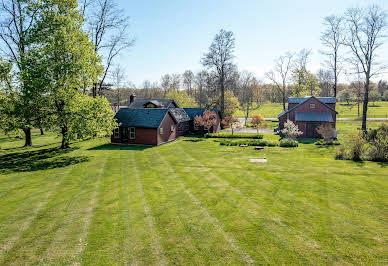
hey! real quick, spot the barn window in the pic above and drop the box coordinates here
[310,103,315,109]
[129,127,135,139]
[160,127,163,135]
[170,125,174,132]
[114,128,120,138]
[178,123,183,132]
[194,123,199,130]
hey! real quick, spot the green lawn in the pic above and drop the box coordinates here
[0,126,387,265]
[234,101,388,119]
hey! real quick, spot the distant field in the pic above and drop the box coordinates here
[234,101,388,119]
[0,121,386,264]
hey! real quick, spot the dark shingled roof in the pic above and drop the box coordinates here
[169,108,191,123]
[127,98,177,108]
[114,108,169,128]
[288,97,336,104]
[183,108,220,119]
[295,112,334,122]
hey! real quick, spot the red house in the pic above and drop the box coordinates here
[111,95,221,145]
[278,96,338,138]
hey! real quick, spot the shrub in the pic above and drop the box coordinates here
[279,139,298,147]
[316,123,337,141]
[281,120,302,140]
[219,139,278,147]
[335,146,346,160]
[205,133,263,139]
[366,124,388,162]
[341,131,366,161]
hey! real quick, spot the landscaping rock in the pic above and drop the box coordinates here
[250,158,267,163]
[240,144,248,147]
[253,146,264,150]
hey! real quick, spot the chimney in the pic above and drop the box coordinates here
[130,93,136,103]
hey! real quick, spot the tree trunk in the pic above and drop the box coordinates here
[361,77,370,132]
[61,126,70,149]
[40,128,44,135]
[282,89,286,111]
[220,76,225,118]
[23,128,32,146]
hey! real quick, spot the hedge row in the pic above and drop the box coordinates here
[279,139,298,147]
[219,139,278,147]
[205,133,263,139]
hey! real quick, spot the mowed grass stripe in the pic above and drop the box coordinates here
[0,153,86,264]
[144,149,245,264]
[37,152,109,265]
[154,150,255,265]
[80,150,126,265]
[132,151,168,265]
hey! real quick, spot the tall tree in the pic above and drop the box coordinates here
[85,0,135,97]
[265,52,294,110]
[292,49,312,96]
[238,71,258,125]
[317,69,333,97]
[0,0,43,146]
[344,5,387,132]
[202,29,236,118]
[33,0,115,148]
[321,15,345,97]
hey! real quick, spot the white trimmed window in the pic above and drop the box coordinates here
[194,123,199,130]
[310,103,315,109]
[170,125,175,132]
[178,123,183,132]
[160,127,163,135]
[114,128,119,138]
[129,127,135,139]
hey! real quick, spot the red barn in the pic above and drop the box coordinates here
[278,96,338,138]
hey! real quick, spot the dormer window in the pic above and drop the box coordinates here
[310,103,315,109]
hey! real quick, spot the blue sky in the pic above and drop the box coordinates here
[116,0,388,87]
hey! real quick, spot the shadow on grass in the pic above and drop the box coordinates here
[183,139,204,142]
[88,143,151,151]
[0,147,88,174]
[298,138,319,144]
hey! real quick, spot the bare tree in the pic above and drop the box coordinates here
[112,64,126,110]
[238,72,259,125]
[182,70,194,95]
[292,49,312,97]
[265,52,294,110]
[321,15,345,97]
[160,74,171,96]
[85,0,135,97]
[202,29,236,118]
[317,69,334,97]
[170,73,181,91]
[344,5,387,132]
[194,70,208,107]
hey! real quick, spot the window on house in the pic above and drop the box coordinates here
[194,123,199,130]
[185,122,189,131]
[178,123,183,132]
[160,127,163,135]
[114,128,119,138]
[129,127,135,139]
[204,126,209,131]
[310,103,315,109]
[170,125,174,132]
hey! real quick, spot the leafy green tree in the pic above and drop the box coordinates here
[31,0,115,148]
[165,90,197,108]
[217,90,239,117]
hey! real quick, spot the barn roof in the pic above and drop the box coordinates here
[278,96,338,118]
[295,112,334,122]
[127,98,178,108]
[114,108,169,128]
[288,97,336,104]
[169,108,191,123]
[183,108,220,119]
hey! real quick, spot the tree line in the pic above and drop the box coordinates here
[105,5,387,133]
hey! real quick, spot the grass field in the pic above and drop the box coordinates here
[234,101,388,119]
[0,123,387,265]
